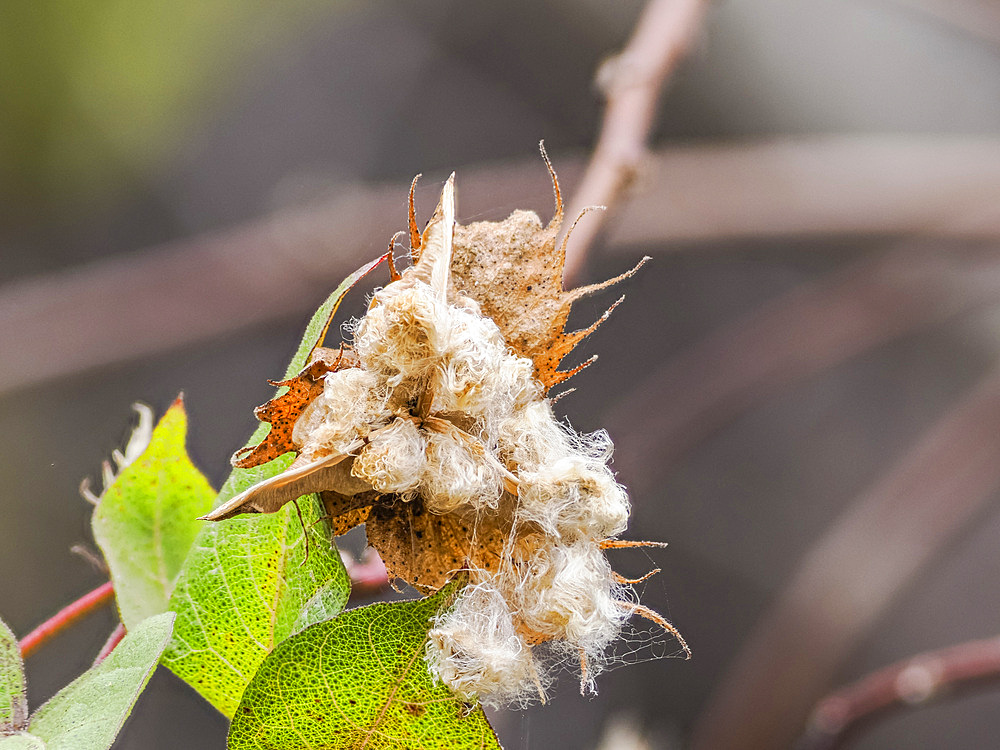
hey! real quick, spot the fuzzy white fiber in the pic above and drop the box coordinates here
[506,541,628,651]
[427,581,542,708]
[293,368,390,459]
[352,417,426,494]
[517,455,630,542]
[295,269,644,705]
[421,429,504,513]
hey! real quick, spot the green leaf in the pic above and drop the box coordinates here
[92,399,216,629]
[227,588,502,750]
[162,492,349,719]
[281,252,389,385]
[162,256,386,718]
[28,612,174,750]
[0,619,26,733]
[0,734,45,749]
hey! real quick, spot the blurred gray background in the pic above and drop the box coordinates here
[3,0,1000,747]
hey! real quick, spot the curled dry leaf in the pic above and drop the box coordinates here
[202,146,682,705]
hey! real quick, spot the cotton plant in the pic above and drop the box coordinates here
[12,148,687,750]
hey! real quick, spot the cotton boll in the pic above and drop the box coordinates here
[495,400,574,472]
[431,307,538,422]
[427,581,543,707]
[352,418,427,494]
[292,368,389,458]
[571,472,629,540]
[421,429,504,514]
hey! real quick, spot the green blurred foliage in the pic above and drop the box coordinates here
[0,0,343,207]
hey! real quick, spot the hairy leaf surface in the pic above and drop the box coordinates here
[228,588,502,750]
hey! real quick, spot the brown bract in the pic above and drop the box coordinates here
[448,154,647,392]
[231,347,358,469]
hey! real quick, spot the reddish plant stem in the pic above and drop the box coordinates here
[92,623,127,667]
[19,581,115,659]
[343,548,391,600]
[799,635,1000,750]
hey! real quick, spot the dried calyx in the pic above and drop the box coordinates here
[202,147,688,705]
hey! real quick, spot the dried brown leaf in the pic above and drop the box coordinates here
[366,498,509,594]
[202,449,362,521]
[232,347,358,469]
[320,489,377,536]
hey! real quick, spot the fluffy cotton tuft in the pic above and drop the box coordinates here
[355,284,449,385]
[352,417,426,494]
[427,581,543,708]
[507,542,627,652]
[517,456,630,542]
[421,429,504,514]
[292,368,390,459]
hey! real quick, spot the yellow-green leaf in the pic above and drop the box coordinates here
[228,588,502,750]
[162,256,386,718]
[92,399,215,629]
[0,734,45,749]
[0,618,26,733]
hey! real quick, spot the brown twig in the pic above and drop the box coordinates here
[799,635,1000,750]
[689,363,1000,750]
[92,622,127,667]
[19,581,115,659]
[884,0,1000,48]
[608,246,1000,492]
[607,136,1000,248]
[560,0,709,284]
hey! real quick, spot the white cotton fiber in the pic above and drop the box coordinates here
[292,368,389,458]
[427,581,544,708]
[352,417,426,494]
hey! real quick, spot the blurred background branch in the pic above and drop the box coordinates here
[3,136,1000,396]
[690,364,1000,749]
[559,0,709,283]
[609,245,1000,487]
[801,634,1000,750]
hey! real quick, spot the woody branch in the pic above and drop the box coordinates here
[559,0,709,284]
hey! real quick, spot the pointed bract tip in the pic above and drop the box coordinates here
[538,142,563,228]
